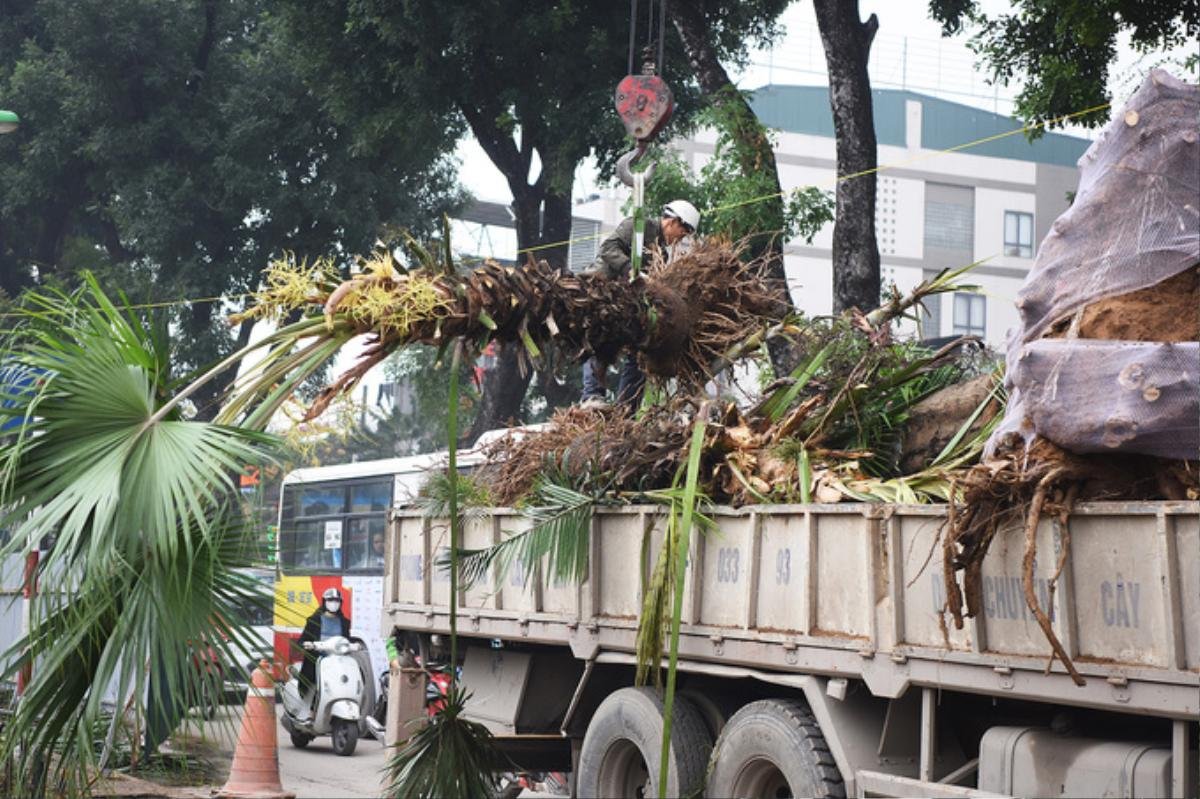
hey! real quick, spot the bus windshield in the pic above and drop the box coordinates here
[279,478,392,574]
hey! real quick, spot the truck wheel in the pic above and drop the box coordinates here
[330,717,359,756]
[576,687,712,798]
[706,699,844,799]
[679,689,739,740]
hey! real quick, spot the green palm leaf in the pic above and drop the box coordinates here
[385,686,506,799]
[658,416,708,799]
[634,447,715,689]
[760,341,835,422]
[0,277,275,796]
[452,479,595,590]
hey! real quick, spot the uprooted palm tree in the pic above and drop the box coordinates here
[219,232,785,427]
[0,225,978,796]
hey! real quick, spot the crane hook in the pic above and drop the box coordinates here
[617,142,655,187]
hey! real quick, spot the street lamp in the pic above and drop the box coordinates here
[0,110,20,133]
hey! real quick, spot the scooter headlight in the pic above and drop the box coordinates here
[333,639,351,656]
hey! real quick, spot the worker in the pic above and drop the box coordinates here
[580,199,700,412]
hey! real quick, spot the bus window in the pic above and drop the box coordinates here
[350,481,390,513]
[300,485,345,516]
[346,516,387,571]
[285,520,327,570]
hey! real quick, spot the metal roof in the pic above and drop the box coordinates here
[459,199,516,227]
[281,424,548,485]
[748,84,1092,168]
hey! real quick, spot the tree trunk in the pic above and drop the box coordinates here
[459,105,579,444]
[0,224,30,298]
[814,0,880,314]
[670,0,788,305]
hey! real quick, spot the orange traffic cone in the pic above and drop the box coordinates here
[217,660,295,799]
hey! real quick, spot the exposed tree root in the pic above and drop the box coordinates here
[1020,468,1084,686]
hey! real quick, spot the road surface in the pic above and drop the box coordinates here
[177,705,388,798]
[180,705,551,798]
[277,719,389,798]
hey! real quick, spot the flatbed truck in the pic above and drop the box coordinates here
[382,500,1199,798]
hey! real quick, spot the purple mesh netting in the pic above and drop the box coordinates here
[989,70,1200,459]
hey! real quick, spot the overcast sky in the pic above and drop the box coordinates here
[454,0,1195,203]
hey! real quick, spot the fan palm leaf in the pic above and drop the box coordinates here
[0,277,275,796]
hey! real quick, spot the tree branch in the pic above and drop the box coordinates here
[187,0,219,95]
[459,103,524,187]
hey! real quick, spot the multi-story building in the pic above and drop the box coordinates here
[571,85,1093,347]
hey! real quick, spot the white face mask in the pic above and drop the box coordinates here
[325,600,341,613]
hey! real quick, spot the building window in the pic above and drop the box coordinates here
[924,183,975,252]
[568,218,601,272]
[953,293,986,338]
[1004,211,1033,258]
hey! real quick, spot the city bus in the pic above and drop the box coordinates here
[271,428,535,680]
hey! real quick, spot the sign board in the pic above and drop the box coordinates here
[323,520,342,550]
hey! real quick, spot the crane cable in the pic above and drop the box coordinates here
[625,0,668,279]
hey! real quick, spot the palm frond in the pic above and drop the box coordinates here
[759,340,835,422]
[417,470,492,521]
[385,273,511,799]
[452,478,596,589]
[864,258,986,328]
[657,417,708,799]
[385,686,507,799]
[444,342,464,680]
[634,427,714,688]
[0,277,275,796]
[840,376,1006,504]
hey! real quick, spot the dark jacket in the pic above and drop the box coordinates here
[297,609,351,690]
[584,217,665,278]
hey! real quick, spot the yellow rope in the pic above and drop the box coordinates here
[0,100,1110,317]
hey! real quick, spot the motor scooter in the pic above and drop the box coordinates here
[280,636,367,756]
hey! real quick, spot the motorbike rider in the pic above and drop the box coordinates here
[297,588,352,707]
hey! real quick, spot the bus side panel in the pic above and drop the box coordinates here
[272,574,356,663]
[343,574,388,679]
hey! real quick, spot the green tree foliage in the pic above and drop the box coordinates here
[930,0,1200,132]
[0,0,463,414]
[644,99,835,247]
[277,0,791,439]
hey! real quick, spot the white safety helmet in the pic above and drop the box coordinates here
[662,200,700,233]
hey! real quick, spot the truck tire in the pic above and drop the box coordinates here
[576,687,713,798]
[706,698,844,799]
[679,689,740,740]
